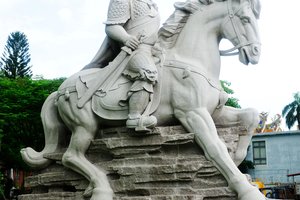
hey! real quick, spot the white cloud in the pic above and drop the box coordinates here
[58,8,73,22]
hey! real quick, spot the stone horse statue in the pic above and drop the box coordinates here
[21,0,265,199]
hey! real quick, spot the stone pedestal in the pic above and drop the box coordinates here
[19,125,246,200]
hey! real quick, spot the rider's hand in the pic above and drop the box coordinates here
[124,35,140,50]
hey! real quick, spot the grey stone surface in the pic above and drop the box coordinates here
[19,126,244,200]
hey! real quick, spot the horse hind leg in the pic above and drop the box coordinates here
[21,91,68,169]
[213,106,259,166]
[57,97,113,200]
[61,125,113,200]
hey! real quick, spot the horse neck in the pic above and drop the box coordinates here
[166,3,226,79]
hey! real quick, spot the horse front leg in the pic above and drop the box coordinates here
[213,106,259,166]
[174,107,265,200]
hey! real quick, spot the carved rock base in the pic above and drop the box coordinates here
[19,126,245,200]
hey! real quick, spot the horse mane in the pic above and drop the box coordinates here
[158,0,221,49]
[251,0,261,19]
[158,0,261,49]
[158,1,202,49]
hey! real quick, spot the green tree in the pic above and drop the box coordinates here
[0,31,32,79]
[221,80,241,108]
[238,159,254,173]
[282,92,300,130]
[0,171,4,199]
[0,78,65,169]
[0,69,4,78]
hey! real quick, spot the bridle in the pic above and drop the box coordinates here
[219,0,259,56]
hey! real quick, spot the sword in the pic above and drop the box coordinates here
[77,46,133,108]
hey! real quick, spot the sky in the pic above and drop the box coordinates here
[0,0,299,130]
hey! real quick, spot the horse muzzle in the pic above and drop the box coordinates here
[239,43,261,65]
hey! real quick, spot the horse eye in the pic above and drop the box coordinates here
[241,17,250,24]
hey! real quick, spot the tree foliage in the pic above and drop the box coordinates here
[238,159,255,173]
[0,77,65,169]
[0,31,32,79]
[282,92,300,130]
[0,171,4,198]
[221,80,241,108]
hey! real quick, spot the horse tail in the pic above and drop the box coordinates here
[21,91,68,169]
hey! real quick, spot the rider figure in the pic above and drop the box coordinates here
[105,0,160,130]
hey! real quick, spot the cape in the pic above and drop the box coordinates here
[82,36,121,70]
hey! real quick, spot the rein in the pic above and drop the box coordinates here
[164,60,223,91]
[219,0,259,56]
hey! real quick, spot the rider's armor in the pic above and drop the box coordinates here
[106,0,160,130]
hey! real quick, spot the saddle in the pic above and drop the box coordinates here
[76,57,162,121]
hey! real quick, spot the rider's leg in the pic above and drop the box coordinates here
[128,90,150,119]
[126,88,157,130]
[124,49,158,131]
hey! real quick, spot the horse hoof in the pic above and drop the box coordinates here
[90,188,113,200]
[238,187,266,200]
[83,183,93,197]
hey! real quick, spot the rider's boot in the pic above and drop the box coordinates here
[126,90,157,131]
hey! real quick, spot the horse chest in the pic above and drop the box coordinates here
[168,70,220,112]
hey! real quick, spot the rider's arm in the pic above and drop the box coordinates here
[105,25,139,50]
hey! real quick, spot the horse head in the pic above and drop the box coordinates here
[220,0,261,65]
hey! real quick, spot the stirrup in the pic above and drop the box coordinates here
[126,115,157,132]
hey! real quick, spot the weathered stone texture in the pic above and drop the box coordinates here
[19,126,245,200]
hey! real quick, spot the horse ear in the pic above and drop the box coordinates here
[234,0,261,19]
[251,0,261,19]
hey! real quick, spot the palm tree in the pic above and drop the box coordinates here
[282,92,300,130]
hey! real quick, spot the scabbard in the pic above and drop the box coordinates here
[77,47,133,108]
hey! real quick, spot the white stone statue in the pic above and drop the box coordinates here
[83,0,160,131]
[21,0,265,199]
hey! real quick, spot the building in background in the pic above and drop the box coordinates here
[246,130,300,185]
[246,130,300,198]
